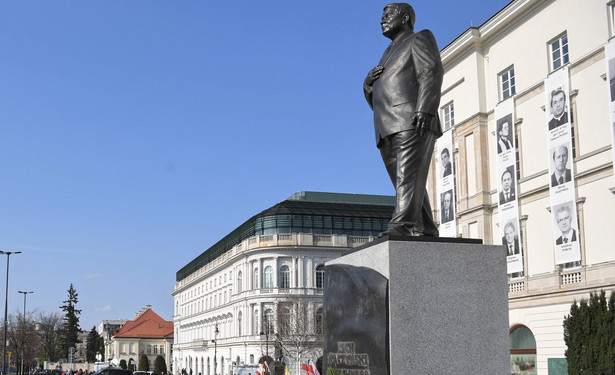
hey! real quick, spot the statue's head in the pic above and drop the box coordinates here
[381,3,415,39]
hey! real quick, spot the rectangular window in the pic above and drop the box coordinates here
[499,66,516,100]
[549,33,569,71]
[609,1,615,38]
[442,101,454,130]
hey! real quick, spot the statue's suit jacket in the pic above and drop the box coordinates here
[364,29,444,145]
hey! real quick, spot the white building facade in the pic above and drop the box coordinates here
[432,0,615,373]
[172,192,393,375]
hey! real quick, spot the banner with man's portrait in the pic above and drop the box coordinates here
[605,40,615,185]
[436,129,456,237]
[544,67,581,265]
[495,98,523,274]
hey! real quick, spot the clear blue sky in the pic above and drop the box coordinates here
[0,1,511,331]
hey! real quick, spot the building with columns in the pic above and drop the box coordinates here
[431,0,615,373]
[171,192,394,375]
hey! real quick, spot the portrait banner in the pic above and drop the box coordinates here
[544,67,581,265]
[436,129,456,237]
[495,98,523,274]
[605,40,615,185]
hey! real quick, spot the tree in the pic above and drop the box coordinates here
[37,311,62,362]
[59,284,82,359]
[95,336,105,362]
[128,358,135,371]
[274,298,323,375]
[139,354,150,371]
[563,290,615,374]
[86,326,100,362]
[154,355,167,375]
[119,359,127,369]
[6,311,41,374]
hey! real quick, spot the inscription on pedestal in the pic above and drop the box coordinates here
[327,342,370,375]
[323,265,389,375]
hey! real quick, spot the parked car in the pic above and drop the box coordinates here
[94,368,132,375]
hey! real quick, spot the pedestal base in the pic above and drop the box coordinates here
[324,237,510,374]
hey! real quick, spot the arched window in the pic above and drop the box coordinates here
[315,264,325,289]
[237,271,243,293]
[263,308,274,334]
[253,268,259,289]
[279,265,290,288]
[264,266,274,289]
[315,307,323,334]
[510,325,536,373]
[238,311,243,336]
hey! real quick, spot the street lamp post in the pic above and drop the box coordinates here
[1,251,21,375]
[259,331,269,375]
[211,323,219,375]
[17,291,32,375]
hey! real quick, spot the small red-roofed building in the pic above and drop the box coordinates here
[108,306,174,372]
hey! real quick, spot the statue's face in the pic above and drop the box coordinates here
[381,6,405,38]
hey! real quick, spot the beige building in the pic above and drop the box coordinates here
[108,306,173,371]
[432,0,615,372]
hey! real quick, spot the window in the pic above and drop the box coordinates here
[315,264,325,289]
[253,268,259,289]
[237,271,243,293]
[147,345,152,354]
[315,308,323,334]
[238,311,242,336]
[253,310,259,335]
[263,309,275,334]
[442,101,454,130]
[281,306,292,335]
[264,266,273,289]
[154,345,158,354]
[160,345,164,354]
[510,325,536,372]
[279,265,290,289]
[610,1,615,37]
[499,66,516,100]
[549,33,569,70]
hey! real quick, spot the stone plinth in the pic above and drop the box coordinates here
[324,236,510,374]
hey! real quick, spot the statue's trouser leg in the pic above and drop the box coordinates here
[379,130,438,235]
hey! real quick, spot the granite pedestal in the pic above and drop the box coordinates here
[324,236,510,374]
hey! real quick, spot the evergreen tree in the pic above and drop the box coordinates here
[86,326,99,362]
[128,358,135,371]
[59,284,82,359]
[154,355,167,375]
[139,354,150,371]
[96,336,105,361]
[119,359,127,369]
[564,290,615,374]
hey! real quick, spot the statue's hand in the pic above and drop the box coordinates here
[364,65,384,87]
[412,112,433,136]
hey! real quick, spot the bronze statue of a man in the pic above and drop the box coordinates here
[363,3,443,237]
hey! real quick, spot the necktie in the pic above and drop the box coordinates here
[563,238,568,243]
[559,176,564,185]
[506,193,509,201]
[508,244,513,255]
